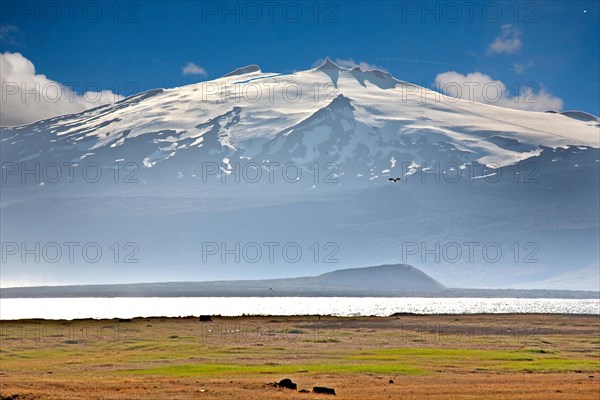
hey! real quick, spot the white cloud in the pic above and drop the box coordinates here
[182,62,207,76]
[488,24,522,55]
[312,58,387,72]
[0,52,123,127]
[0,24,19,45]
[511,60,534,75]
[334,58,388,72]
[435,71,563,112]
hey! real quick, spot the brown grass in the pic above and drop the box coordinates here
[1,314,599,399]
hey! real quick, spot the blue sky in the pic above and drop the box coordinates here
[1,0,599,117]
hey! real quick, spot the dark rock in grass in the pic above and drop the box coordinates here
[199,315,212,322]
[278,378,297,390]
[389,379,394,384]
[299,389,310,393]
[313,386,336,395]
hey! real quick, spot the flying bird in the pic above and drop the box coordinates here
[388,178,402,182]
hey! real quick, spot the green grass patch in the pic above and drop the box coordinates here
[496,358,600,373]
[118,362,426,377]
[347,348,599,373]
[349,348,540,361]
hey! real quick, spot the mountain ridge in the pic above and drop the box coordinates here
[2,59,597,173]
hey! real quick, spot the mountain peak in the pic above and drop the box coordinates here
[315,57,342,71]
[329,93,354,108]
[222,64,261,77]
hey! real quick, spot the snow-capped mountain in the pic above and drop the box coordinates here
[1,59,599,290]
[2,58,597,181]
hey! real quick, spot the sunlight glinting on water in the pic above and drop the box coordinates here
[1,297,599,320]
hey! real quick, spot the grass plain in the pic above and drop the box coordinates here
[0,314,599,399]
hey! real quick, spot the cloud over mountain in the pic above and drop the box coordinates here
[435,70,563,111]
[182,62,207,77]
[488,24,522,55]
[0,52,122,127]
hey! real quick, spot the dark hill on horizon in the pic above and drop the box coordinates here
[1,264,444,298]
[0,264,597,299]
